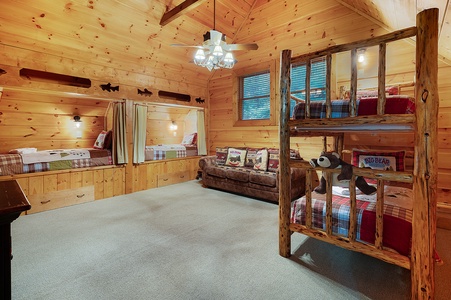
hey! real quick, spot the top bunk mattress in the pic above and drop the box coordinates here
[293,95,415,120]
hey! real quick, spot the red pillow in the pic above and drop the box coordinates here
[215,147,228,166]
[103,130,113,150]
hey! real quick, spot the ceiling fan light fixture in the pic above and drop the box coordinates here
[194,49,206,60]
[171,0,258,71]
[221,52,235,68]
[194,49,206,65]
[223,52,234,62]
[212,45,223,56]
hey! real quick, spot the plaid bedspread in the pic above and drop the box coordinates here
[291,186,413,256]
[292,96,415,119]
[0,153,23,176]
[0,149,112,176]
[145,145,187,160]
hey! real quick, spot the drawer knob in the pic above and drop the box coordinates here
[76,194,85,198]
[163,178,168,181]
[41,200,51,204]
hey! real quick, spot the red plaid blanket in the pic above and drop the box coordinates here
[291,186,413,256]
[0,153,23,175]
[292,96,415,119]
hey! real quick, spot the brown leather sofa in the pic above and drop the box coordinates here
[199,153,307,203]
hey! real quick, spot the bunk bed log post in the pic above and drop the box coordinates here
[411,8,439,300]
[305,169,313,228]
[350,48,357,117]
[348,176,357,242]
[279,49,292,258]
[325,54,332,118]
[305,60,311,118]
[377,43,386,115]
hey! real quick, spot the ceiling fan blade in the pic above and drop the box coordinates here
[223,43,259,51]
[170,44,206,49]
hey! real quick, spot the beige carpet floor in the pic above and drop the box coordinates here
[10,180,450,300]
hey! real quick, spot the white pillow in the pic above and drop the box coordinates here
[181,133,195,145]
[93,131,108,149]
[253,149,269,171]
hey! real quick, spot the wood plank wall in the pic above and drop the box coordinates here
[208,1,451,208]
[146,105,198,145]
[0,88,108,152]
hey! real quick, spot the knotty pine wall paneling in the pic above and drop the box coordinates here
[207,0,451,210]
[0,88,109,153]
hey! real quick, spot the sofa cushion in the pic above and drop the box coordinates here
[215,147,228,166]
[205,165,227,178]
[249,170,277,187]
[245,147,259,168]
[253,148,269,171]
[225,148,247,167]
[248,182,278,192]
[267,148,280,172]
[267,148,302,172]
[225,167,250,182]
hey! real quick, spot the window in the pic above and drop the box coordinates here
[290,57,327,116]
[239,71,270,120]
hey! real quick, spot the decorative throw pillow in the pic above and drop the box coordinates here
[290,149,302,160]
[93,131,108,149]
[215,147,228,166]
[267,148,280,172]
[253,149,269,171]
[225,148,247,167]
[181,133,195,145]
[245,148,259,168]
[352,149,405,171]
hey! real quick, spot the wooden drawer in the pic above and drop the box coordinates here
[27,185,95,214]
[157,171,190,187]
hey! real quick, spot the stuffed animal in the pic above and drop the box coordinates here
[309,152,376,195]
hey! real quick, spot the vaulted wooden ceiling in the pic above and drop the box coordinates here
[0,0,449,91]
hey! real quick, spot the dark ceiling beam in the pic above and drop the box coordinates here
[160,0,206,26]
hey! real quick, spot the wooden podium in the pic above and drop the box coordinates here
[0,180,31,300]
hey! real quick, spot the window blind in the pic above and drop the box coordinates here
[239,71,270,120]
[290,57,327,116]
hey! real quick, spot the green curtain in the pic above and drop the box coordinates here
[133,104,147,163]
[113,102,128,164]
[196,110,207,155]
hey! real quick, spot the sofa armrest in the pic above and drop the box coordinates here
[276,166,309,190]
[199,155,217,170]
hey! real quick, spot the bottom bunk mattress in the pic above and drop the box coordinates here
[0,148,112,176]
[291,185,413,256]
[145,144,197,161]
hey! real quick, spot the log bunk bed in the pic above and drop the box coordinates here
[279,8,438,299]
